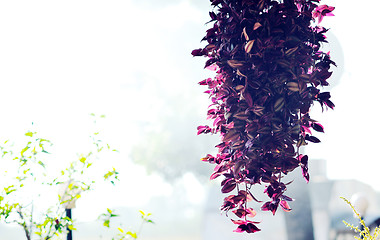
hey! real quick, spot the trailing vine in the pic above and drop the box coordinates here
[193,0,335,233]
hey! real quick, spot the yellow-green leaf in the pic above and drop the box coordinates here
[68,225,76,230]
[20,146,29,157]
[127,231,137,239]
[38,161,45,168]
[103,220,110,228]
[25,132,34,137]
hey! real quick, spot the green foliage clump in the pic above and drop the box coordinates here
[342,197,380,240]
[0,115,119,240]
[99,209,154,240]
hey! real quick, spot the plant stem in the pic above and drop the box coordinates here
[17,208,31,240]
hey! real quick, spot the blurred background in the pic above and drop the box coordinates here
[0,0,379,239]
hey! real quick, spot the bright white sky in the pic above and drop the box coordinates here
[305,0,380,188]
[0,0,379,226]
[0,0,209,224]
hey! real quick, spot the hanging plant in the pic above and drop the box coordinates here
[192,0,335,233]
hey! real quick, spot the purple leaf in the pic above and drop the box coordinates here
[197,125,211,135]
[204,58,216,69]
[306,135,321,143]
[243,92,253,107]
[313,5,335,24]
[232,220,261,233]
[232,208,246,218]
[281,195,294,202]
[209,11,217,20]
[299,154,308,166]
[223,130,240,142]
[280,200,292,212]
[221,179,237,193]
[325,99,335,109]
[206,64,219,71]
[210,171,222,180]
[302,166,310,183]
[191,48,204,57]
[311,122,324,133]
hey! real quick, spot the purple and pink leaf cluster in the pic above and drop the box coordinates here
[193,0,335,233]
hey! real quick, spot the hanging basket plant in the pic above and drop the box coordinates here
[192,0,335,233]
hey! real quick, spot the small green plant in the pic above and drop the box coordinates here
[99,209,154,240]
[341,197,380,240]
[0,131,70,240]
[0,115,118,240]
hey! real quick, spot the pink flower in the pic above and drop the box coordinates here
[313,5,335,24]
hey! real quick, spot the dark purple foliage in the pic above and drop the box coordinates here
[193,0,335,233]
